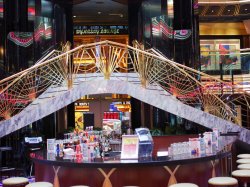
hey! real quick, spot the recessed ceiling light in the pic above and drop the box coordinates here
[73,15,76,18]
[228,9,231,11]
[98,11,102,15]
[245,8,248,11]
[211,10,214,12]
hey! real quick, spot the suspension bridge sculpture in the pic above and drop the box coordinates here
[0,40,250,141]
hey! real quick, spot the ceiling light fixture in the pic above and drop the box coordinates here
[73,15,76,18]
[98,11,102,15]
[109,13,124,18]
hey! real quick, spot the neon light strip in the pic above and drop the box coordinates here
[7,32,33,47]
[199,0,250,4]
[160,18,192,40]
[7,25,52,47]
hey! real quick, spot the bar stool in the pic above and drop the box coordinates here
[237,154,250,159]
[208,177,238,187]
[238,164,250,170]
[236,159,250,164]
[232,170,250,187]
[169,183,198,187]
[2,177,29,187]
[25,182,53,187]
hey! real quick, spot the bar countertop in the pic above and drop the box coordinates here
[31,150,231,168]
[32,135,236,187]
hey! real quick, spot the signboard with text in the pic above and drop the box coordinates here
[74,25,129,35]
[121,135,139,160]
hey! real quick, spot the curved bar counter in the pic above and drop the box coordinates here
[32,135,234,187]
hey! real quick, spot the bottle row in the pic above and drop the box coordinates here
[168,128,219,156]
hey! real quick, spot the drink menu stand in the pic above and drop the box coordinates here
[0,146,16,181]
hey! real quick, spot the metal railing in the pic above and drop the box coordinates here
[1,40,250,126]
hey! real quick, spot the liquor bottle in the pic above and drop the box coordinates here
[199,135,206,155]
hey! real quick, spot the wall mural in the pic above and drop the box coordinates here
[218,44,239,67]
[200,39,241,71]
[200,44,214,69]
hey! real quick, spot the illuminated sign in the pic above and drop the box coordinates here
[0,0,3,18]
[7,32,33,47]
[152,16,191,40]
[75,102,89,106]
[74,25,129,35]
[7,22,52,47]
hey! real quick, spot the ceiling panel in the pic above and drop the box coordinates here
[221,5,237,16]
[73,0,128,25]
[70,0,249,25]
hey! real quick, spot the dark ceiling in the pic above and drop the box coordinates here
[72,0,128,25]
[57,0,250,25]
[199,2,250,22]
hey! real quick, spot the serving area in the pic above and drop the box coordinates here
[32,135,235,187]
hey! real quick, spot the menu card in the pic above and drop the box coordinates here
[47,139,55,153]
[121,135,139,160]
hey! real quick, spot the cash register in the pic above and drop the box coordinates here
[135,128,154,158]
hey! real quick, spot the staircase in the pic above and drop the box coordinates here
[0,40,250,143]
